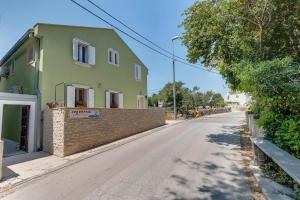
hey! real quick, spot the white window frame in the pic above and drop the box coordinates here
[134,64,142,81]
[73,38,96,67]
[27,45,35,64]
[114,50,119,66]
[105,90,123,108]
[66,84,94,108]
[108,48,115,65]
[10,60,16,76]
[107,48,119,66]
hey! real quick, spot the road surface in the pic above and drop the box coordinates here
[3,111,251,200]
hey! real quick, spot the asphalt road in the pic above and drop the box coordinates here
[3,111,251,200]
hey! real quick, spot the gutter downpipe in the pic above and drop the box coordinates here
[33,34,42,151]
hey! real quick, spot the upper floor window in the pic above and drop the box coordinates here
[27,45,34,64]
[107,48,119,66]
[10,60,16,76]
[134,64,142,81]
[72,38,96,66]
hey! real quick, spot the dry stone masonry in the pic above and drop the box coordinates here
[43,108,165,157]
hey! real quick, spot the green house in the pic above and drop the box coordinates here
[0,23,148,154]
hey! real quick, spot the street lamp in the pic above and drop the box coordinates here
[172,36,180,120]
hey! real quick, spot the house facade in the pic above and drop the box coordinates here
[0,23,148,154]
[224,91,251,107]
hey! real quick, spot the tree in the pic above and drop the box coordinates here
[148,93,159,107]
[181,0,300,159]
[148,82,225,113]
[158,81,186,109]
[181,0,300,89]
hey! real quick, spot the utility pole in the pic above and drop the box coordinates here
[172,36,180,120]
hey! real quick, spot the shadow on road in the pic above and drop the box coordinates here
[206,125,241,146]
[164,125,251,200]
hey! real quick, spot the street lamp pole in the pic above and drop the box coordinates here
[172,36,180,120]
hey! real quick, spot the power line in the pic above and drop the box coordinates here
[87,0,188,62]
[70,0,218,74]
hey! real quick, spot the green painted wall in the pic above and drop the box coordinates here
[35,23,148,110]
[0,40,35,144]
[0,39,36,94]
[2,105,22,142]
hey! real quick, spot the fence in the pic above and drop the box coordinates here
[246,112,300,186]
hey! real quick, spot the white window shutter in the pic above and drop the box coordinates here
[118,93,124,108]
[114,51,119,65]
[105,91,110,108]
[134,65,138,80]
[87,89,95,108]
[88,45,96,65]
[138,65,142,80]
[72,38,79,61]
[66,86,75,108]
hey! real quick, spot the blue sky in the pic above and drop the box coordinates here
[0,0,229,96]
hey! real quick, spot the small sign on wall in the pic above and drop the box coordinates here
[69,109,100,118]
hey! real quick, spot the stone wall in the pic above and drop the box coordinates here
[43,108,165,157]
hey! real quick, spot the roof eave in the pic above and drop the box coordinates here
[0,28,34,66]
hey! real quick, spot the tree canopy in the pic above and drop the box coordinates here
[148,81,225,113]
[181,0,300,89]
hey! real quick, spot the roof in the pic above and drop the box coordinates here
[0,29,34,66]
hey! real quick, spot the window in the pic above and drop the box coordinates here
[27,45,34,63]
[72,38,96,66]
[75,88,87,107]
[78,43,88,63]
[114,51,119,65]
[66,85,94,108]
[107,48,119,66]
[134,64,142,80]
[108,48,114,64]
[10,60,16,76]
[105,91,123,108]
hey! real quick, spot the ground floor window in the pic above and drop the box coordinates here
[75,88,87,107]
[66,85,94,108]
[106,91,123,108]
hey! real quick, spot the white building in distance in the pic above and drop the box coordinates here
[225,92,251,107]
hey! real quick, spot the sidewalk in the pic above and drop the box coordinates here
[0,120,184,194]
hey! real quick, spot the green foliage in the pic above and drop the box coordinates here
[261,159,300,199]
[181,0,300,89]
[181,0,300,193]
[148,82,225,114]
[275,119,300,159]
[148,94,159,107]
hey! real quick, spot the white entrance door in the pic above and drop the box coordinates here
[137,95,145,109]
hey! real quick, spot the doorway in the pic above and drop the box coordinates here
[0,92,37,154]
[2,105,30,156]
[20,106,30,152]
[105,91,124,108]
[137,95,145,109]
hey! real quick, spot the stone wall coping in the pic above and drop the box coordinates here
[48,107,164,111]
[251,137,300,184]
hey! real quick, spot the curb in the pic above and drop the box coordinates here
[0,119,187,197]
[250,162,295,200]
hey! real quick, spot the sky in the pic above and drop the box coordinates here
[0,0,229,96]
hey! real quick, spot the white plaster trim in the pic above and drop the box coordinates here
[0,100,36,153]
[0,92,36,101]
[71,84,92,89]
